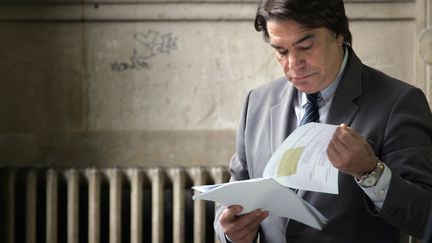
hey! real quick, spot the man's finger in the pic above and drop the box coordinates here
[244,210,268,230]
[235,209,266,229]
[222,209,267,242]
[334,124,359,147]
[222,205,243,222]
[236,211,268,241]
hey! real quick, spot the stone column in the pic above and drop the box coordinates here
[417,0,432,106]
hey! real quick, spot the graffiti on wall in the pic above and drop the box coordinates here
[111,30,178,72]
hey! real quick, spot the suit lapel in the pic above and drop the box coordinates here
[270,83,296,154]
[326,47,363,126]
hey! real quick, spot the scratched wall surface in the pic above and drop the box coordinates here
[86,22,279,131]
[0,1,429,167]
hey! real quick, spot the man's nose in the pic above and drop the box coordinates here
[288,53,305,71]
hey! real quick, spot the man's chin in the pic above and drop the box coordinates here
[290,81,314,93]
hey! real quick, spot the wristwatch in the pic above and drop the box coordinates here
[355,160,385,188]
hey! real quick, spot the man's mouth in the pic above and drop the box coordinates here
[291,73,314,82]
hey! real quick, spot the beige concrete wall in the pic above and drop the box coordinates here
[0,0,430,167]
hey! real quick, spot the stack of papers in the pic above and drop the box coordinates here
[192,123,339,230]
[193,177,327,229]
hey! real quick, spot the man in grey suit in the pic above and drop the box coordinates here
[214,0,432,242]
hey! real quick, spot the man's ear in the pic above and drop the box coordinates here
[336,33,345,47]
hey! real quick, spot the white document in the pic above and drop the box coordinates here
[192,177,327,230]
[192,123,339,230]
[263,123,339,194]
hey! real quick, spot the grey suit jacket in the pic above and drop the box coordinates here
[214,47,432,243]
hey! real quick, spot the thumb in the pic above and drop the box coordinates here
[225,205,243,221]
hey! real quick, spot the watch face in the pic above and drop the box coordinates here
[361,175,379,187]
[359,162,384,188]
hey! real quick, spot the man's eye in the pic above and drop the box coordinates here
[277,50,288,56]
[300,44,313,50]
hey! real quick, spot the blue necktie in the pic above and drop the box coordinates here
[299,93,320,125]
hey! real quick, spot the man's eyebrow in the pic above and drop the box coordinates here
[270,33,315,49]
[270,43,285,49]
[293,33,315,46]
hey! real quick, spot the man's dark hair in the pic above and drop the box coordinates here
[254,0,352,45]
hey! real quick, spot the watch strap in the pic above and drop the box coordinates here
[355,159,385,188]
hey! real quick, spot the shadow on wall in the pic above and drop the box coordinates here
[0,19,88,167]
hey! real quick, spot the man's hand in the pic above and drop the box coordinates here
[219,205,268,243]
[327,124,377,178]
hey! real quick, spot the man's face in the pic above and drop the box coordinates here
[267,20,345,94]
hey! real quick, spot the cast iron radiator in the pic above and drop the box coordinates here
[0,166,230,243]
